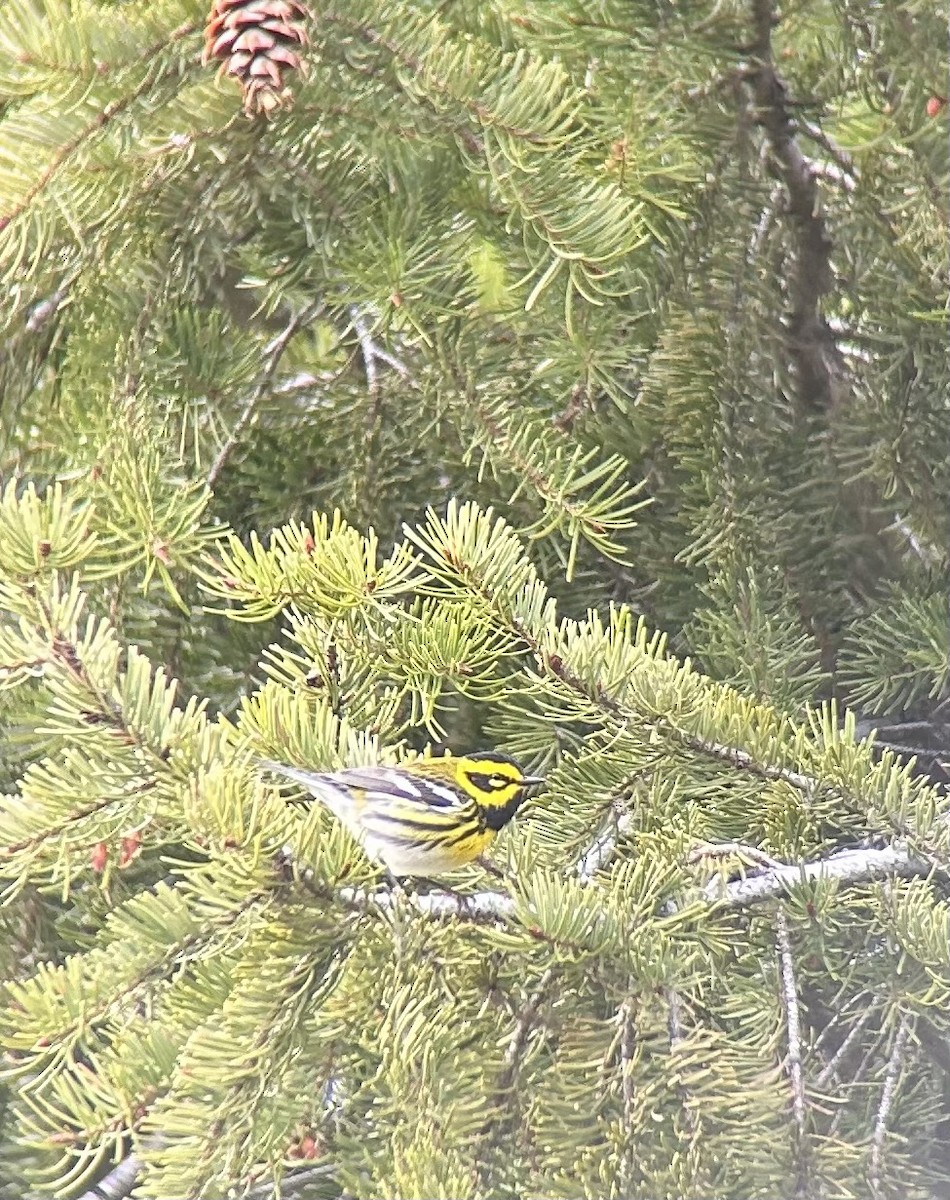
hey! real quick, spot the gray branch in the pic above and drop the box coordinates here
[76,1156,140,1200]
[335,839,935,925]
[748,0,844,411]
[775,909,807,1137]
[869,1017,912,1197]
[703,842,930,908]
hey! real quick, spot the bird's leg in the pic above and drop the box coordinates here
[475,854,511,883]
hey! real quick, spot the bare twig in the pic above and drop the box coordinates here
[499,968,554,1087]
[748,0,843,411]
[25,286,69,333]
[338,883,517,922]
[348,306,410,380]
[746,181,785,262]
[775,910,807,1137]
[704,843,930,908]
[476,967,556,1192]
[797,117,855,179]
[618,997,638,1194]
[576,810,634,882]
[664,987,698,1137]
[249,1163,338,1199]
[868,1017,912,1197]
[206,301,324,488]
[816,1002,876,1089]
[686,840,784,870]
[893,514,944,567]
[349,306,380,399]
[683,734,819,797]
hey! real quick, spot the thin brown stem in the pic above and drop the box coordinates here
[207,301,324,488]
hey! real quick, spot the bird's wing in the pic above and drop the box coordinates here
[335,766,468,811]
[260,761,473,824]
[337,766,482,848]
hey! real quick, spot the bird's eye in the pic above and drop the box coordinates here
[490,775,508,789]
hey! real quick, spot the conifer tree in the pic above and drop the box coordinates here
[0,2,947,1198]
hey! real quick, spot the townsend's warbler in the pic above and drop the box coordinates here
[261,751,543,876]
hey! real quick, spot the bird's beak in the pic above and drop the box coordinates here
[520,775,545,788]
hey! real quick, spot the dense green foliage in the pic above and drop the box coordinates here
[0,1,947,1197]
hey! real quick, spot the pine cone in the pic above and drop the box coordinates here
[203,0,311,116]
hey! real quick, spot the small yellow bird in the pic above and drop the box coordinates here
[261,751,543,876]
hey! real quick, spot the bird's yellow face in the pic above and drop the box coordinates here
[450,751,544,831]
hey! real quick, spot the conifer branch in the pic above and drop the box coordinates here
[321,10,484,155]
[664,987,697,1137]
[1,22,198,227]
[207,301,324,487]
[775,909,807,1147]
[869,1017,911,1197]
[5,777,157,856]
[332,838,935,928]
[703,843,930,907]
[476,965,556,1193]
[680,735,819,795]
[748,0,842,411]
[543,647,829,801]
[618,996,638,1195]
[815,1002,876,1090]
[75,1151,335,1200]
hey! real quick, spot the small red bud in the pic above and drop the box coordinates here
[91,842,108,873]
[926,95,946,118]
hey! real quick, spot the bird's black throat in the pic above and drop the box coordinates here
[483,793,527,832]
